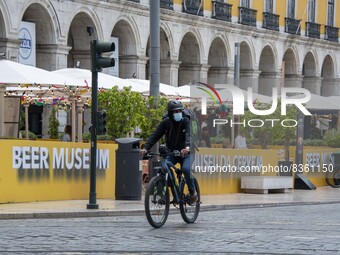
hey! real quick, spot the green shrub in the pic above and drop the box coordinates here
[210,136,226,144]
[20,131,37,139]
[304,139,327,147]
[323,129,340,148]
[48,106,60,139]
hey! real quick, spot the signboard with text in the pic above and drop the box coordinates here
[19,21,36,66]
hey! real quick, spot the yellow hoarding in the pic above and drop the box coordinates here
[0,140,117,203]
[194,148,279,194]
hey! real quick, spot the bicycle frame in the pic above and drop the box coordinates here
[157,159,184,205]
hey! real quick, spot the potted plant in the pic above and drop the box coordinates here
[48,106,60,139]
[210,135,225,148]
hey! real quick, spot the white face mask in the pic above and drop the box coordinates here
[173,112,182,122]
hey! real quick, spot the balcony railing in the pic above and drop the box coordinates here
[127,0,140,2]
[183,0,203,16]
[238,7,257,27]
[161,0,173,10]
[285,17,301,35]
[262,12,279,31]
[324,25,339,42]
[212,1,232,22]
[305,22,321,39]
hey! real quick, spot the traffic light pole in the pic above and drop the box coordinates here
[87,40,99,209]
[87,39,115,209]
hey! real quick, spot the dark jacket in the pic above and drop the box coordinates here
[144,116,190,151]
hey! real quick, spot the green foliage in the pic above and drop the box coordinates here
[48,106,60,139]
[210,136,225,144]
[19,110,25,130]
[98,86,145,139]
[138,96,168,140]
[20,130,37,139]
[323,129,340,148]
[303,139,327,147]
[242,99,298,160]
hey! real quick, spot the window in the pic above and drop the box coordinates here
[265,0,274,13]
[241,0,250,8]
[327,0,335,26]
[287,0,295,18]
[308,0,316,23]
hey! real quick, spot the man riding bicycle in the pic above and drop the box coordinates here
[141,100,197,204]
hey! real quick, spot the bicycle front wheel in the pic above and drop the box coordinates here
[179,177,200,224]
[144,175,170,228]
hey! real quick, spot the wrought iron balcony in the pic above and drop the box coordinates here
[183,0,203,16]
[127,0,140,2]
[238,7,257,27]
[324,25,339,42]
[285,17,301,35]
[161,0,173,10]
[305,22,320,39]
[262,12,279,31]
[212,1,232,22]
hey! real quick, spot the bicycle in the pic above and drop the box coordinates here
[325,155,340,188]
[144,149,200,228]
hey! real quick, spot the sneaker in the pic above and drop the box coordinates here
[189,191,197,205]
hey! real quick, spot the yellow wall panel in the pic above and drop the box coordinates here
[194,148,279,194]
[0,140,117,203]
[204,0,212,11]
[317,0,326,24]
[297,0,308,31]
[336,0,340,28]
[228,0,240,17]
[252,0,264,21]
[276,0,287,27]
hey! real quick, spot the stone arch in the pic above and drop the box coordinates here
[302,51,317,77]
[0,5,7,54]
[321,54,336,96]
[111,18,140,78]
[258,45,278,95]
[282,48,301,88]
[67,12,97,69]
[207,36,229,85]
[0,2,8,38]
[178,31,202,86]
[239,40,257,91]
[21,2,58,69]
[177,28,205,63]
[145,27,172,84]
[302,51,320,94]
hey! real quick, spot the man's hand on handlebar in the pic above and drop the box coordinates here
[181,147,190,158]
[140,148,148,158]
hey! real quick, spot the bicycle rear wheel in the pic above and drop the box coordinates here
[326,166,340,188]
[144,175,170,228]
[179,177,200,223]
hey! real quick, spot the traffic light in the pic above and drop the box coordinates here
[91,40,115,72]
[96,111,107,135]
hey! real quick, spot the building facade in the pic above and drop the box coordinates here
[1,0,340,96]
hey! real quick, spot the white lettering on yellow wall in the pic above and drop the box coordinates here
[12,146,49,169]
[12,146,109,170]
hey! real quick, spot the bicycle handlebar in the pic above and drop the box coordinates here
[145,150,181,158]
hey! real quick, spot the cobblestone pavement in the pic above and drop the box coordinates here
[1,203,340,255]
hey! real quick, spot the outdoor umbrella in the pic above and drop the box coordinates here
[52,68,148,93]
[125,79,191,97]
[0,60,83,139]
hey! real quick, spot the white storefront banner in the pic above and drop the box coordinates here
[19,21,36,66]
